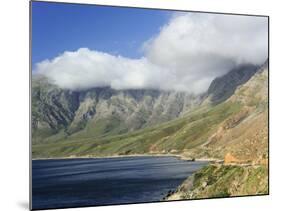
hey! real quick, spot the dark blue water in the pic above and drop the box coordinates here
[32,156,207,209]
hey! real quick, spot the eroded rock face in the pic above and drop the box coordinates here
[32,75,80,142]
[31,76,202,143]
[200,62,268,163]
[207,64,259,104]
[32,60,268,153]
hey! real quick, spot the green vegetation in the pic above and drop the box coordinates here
[166,164,268,200]
[31,63,269,201]
[32,101,241,158]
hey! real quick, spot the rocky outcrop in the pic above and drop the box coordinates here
[32,76,203,143]
[164,61,268,201]
[165,164,268,200]
[207,64,258,104]
[32,75,80,142]
[199,61,268,163]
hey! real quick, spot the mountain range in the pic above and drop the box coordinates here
[32,59,268,198]
[32,62,263,147]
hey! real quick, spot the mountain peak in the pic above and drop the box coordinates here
[207,64,259,104]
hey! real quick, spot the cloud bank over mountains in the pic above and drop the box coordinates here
[35,13,268,94]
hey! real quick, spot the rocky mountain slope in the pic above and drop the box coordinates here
[32,60,268,199]
[32,78,202,143]
[164,61,268,200]
[165,164,268,200]
[32,61,267,160]
[206,64,259,104]
[32,63,261,144]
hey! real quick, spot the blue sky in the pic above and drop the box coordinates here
[33,2,267,93]
[31,1,171,66]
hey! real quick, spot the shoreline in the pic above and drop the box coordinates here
[32,153,183,161]
[32,153,221,162]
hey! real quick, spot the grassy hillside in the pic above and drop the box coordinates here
[165,164,268,200]
[32,62,269,201]
[32,75,203,144]
[32,66,268,160]
[32,67,268,160]
[164,63,269,200]
[32,101,242,158]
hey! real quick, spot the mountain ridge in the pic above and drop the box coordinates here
[32,77,202,143]
[32,60,268,160]
[32,61,269,199]
[32,62,264,144]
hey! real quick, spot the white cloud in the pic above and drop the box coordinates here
[35,49,170,91]
[35,13,268,94]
